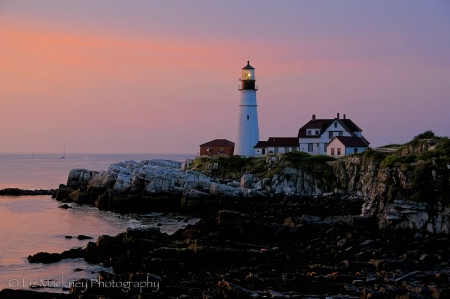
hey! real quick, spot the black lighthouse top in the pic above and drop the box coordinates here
[240,61,257,90]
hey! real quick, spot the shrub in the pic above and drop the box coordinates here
[413,130,435,141]
[362,149,389,161]
[381,154,416,168]
[381,155,401,168]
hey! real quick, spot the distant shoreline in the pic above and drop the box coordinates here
[0,188,54,196]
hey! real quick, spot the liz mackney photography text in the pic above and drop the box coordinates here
[7,275,160,293]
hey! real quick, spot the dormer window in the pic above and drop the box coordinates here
[307,129,320,136]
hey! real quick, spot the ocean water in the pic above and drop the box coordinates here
[0,153,196,292]
[0,153,194,190]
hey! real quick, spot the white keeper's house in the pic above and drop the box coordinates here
[298,113,369,155]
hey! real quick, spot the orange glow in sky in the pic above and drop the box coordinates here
[1,1,450,154]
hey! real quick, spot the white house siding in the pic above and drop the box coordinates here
[299,140,326,155]
[299,120,352,155]
[254,148,264,157]
[254,146,299,157]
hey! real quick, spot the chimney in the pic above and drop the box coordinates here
[337,113,340,119]
[312,114,316,120]
[343,114,346,119]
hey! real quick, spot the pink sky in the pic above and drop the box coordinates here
[1,1,450,154]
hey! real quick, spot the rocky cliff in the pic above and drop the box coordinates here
[54,133,450,233]
[333,133,450,233]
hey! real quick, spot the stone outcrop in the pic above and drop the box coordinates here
[55,136,450,233]
[332,150,450,234]
[54,157,337,213]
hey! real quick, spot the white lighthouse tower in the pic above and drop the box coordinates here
[235,61,260,157]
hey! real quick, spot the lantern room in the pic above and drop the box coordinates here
[240,61,257,90]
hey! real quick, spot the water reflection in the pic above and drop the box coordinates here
[0,196,197,292]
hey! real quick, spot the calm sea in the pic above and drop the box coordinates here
[0,153,194,190]
[0,153,196,292]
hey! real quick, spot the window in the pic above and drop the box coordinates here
[247,115,249,120]
[331,148,335,155]
[262,148,266,155]
[334,122,337,128]
[274,147,279,154]
[339,131,343,136]
[317,143,319,148]
[337,148,341,155]
[307,130,311,136]
[219,148,224,153]
[285,147,290,152]
[308,143,313,152]
[292,147,298,152]
[207,148,212,152]
[329,131,333,139]
[354,148,358,154]
[315,130,320,135]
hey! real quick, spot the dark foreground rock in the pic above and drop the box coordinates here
[28,248,85,264]
[0,188,54,196]
[61,198,450,298]
[0,289,72,298]
[22,193,450,298]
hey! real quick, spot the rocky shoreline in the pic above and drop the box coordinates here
[4,195,450,298]
[2,136,449,298]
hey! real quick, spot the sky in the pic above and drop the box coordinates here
[1,1,450,154]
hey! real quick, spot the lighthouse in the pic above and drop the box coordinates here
[235,61,260,157]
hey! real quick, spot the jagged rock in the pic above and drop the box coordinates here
[54,184,73,201]
[69,189,87,203]
[55,149,450,234]
[181,189,210,208]
[0,289,72,298]
[28,248,85,264]
[241,173,254,188]
[216,210,251,225]
[67,169,98,190]
[125,226,165,240]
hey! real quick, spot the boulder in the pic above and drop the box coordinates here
[77,235,93,240]
[69,189,87,203]
[28,248,85,264]
[54,184,74,201]
[240,174,253,188]
[67,169,98,190]
[125,226,166,240]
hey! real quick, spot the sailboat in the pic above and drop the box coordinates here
[60,142,66,159]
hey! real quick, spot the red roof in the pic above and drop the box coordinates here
[200,139,235,147]
[330,136,369,147]
[297,117,362,138]
[254,137,298,148]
